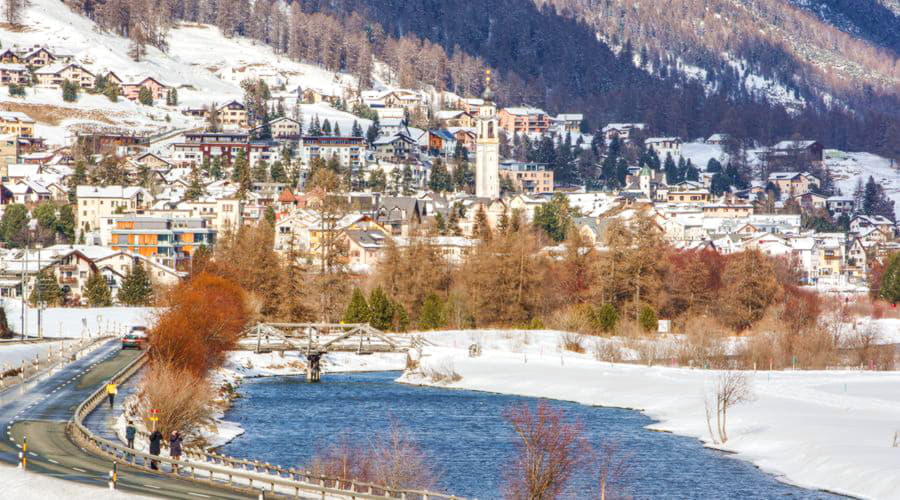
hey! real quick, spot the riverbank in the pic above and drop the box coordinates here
[115,349,408,450]
[400,329,900,500]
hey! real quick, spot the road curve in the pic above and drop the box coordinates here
[0,340,256,499]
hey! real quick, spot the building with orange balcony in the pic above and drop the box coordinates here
[111,216,215,269]
[498,107,550,135]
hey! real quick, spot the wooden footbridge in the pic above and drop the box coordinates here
[241,323,429,382]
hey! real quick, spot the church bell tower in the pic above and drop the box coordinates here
[475,70,500,199]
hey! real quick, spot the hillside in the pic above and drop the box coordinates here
[0,0,372,146]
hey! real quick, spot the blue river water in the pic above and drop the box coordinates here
[217,371,839,499]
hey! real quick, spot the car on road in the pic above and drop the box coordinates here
[122,326,148,350]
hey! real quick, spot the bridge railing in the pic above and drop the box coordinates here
[68,351,464,500]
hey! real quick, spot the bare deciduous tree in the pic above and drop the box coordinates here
[706,370,755,444]
[596,441,631,500]
[504,402,591,500]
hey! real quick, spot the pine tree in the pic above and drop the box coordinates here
[62,80,78,102]
[351,120,362,137]
[428,158,452,193]
[0,306,10,338]
[401,165,414,195]
[368,287,393,331]
[0,204,28,247]
[390,300,409,332]
[322,119,332,136]
[366,123,378,144]
[333,122,341,136]
[29,269,63,307]
[270,160,287,183]
[308,115,322,136]
[186,163,205,200]
[118,262,153,306]
[138,86,153,106]
[252,159,269,182]
[84,272,113,307]
[417,293,446,330]
[638,305,658,333]
[104,82,120,102]
[343,287,371,324]
[210,156,224,180]
[880,253,900,304]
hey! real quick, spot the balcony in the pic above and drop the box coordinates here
[60,277,78,285]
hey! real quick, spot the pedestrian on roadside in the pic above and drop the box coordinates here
[169,431,183,473]
[125,420,136,449]
[105,380,118,408]
[149,429,163,470]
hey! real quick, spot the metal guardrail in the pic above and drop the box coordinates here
[67,351,464,500]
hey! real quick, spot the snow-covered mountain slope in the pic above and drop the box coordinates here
[826,150,900,207]
[0,0,371,146]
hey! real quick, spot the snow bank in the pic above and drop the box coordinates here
[0,463,147,499]
[0,340,77,367]
[403,329,900,500]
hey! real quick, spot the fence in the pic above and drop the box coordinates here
[0,337,111,391]
[68,351,464,500]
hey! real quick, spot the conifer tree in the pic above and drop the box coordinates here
[118,262,153,306]
[62,80,78,102]
[368,287,394,331]
[879,253,900,305]
[428,158,452,193]
[270,160,287,183]
[343,287,371,324]
[351,120,362,137]
[252,159,269,183]
[322,119,332,136]
[417,293,446,330]
[186,163,205,200]
[210,156,224,180]
[391,300,409,332]
[30,269,63,307]
[333,122,341,137]
[104,82,120,102]
[138,86,153,106]
[0,306,11,338]
[84,272,113,307]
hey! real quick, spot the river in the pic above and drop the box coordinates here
[217,371,839,499]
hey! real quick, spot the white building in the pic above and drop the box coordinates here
[475,86,499,199]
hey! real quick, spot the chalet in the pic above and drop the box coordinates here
[826,196,854,215]
[373,132,418,162]
[435,110,475,128]
[0,111,35,137]
[217,101,249,129]
[498,107,551,135]
[701,204,754,218]
[376,196,427,236]
[767,172,821,198]
[845,237,868,281]
[34,63,95,89]
[21,47,57,68]
[448,127,476,153]
[850,215,895,240]
[0,63,29,85]
[76,132,145,155]
[553,114,583,134]
[133,152,174,171]
[121,77,170,101]
[105,71,124,87]
[342,229,390,271]
[666,185,711,204]
[0,49,22,64]
[765,140,824,166]
[499,161,554,194]
[790,191,828,212]
[602,123,646,142]
[645,137,682,159]
[302,87,341,105]
[250,117,302,139]
[171,132,279,166]
[427,129,457,157]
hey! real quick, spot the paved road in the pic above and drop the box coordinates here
[0,340,257,499]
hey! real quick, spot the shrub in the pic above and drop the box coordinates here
[560,332,586,353]
[149,272,248,375]
[638,305,658,333]
[592,339,624,362]
[139,362,212,440]
[592,303,618,333]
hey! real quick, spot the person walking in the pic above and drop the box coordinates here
[105,381,118,408]
[169,431,183,473]
[125,420,136,449]
[148,429,163,470]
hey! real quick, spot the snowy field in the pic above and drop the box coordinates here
[0,465,146,499]
[1,300,154,339]
[826,150,900,208]
[402,329,900,500]
[0,340,77,368]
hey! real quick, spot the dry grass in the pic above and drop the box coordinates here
[421,359,462,383]
[0,23,31,32]
[591,339,625,362]
[0,102,115,126]
[843,296,900,320]
[560,332,586,354]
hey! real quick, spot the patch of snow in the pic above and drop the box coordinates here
[2,300,155,339]
[0,464,148,499]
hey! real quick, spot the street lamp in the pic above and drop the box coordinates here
[36,242,43,340]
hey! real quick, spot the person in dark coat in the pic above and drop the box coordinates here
[169,431,183,473]
[125,420,136,449]
[148,429,163,470]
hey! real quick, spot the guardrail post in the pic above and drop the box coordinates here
[109,462,118,490]
[18,434,27,469]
